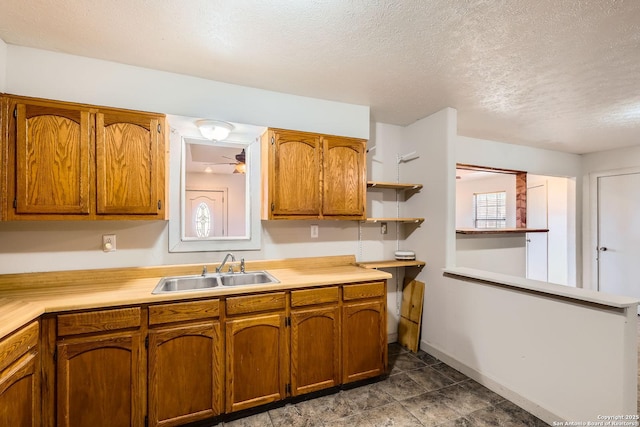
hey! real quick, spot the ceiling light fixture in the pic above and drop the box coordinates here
[233,163,246,174]
[196,120,234,141]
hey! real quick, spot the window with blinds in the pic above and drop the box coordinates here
[474,191,506,228]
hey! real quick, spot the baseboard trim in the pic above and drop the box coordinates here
[420,339,562,424]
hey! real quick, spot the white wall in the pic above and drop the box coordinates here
[400,114,635,422]
[456,235,526,276]
[0,38,6,92]
[455,174,517,228]
[457,136,582,286]
[5,45,369,139]
[457,136,583,177]
[581,144,640,290]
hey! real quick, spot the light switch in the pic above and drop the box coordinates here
[310,224,319,238]
[102,234,116,252]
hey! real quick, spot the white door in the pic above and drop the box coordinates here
[597,172,640,313]
[184,190,227,238]
[526,183,548,281]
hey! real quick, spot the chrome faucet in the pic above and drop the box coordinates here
[216,253,236,273]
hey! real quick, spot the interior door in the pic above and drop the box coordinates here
[526,183,548,281]
[184,190,226,238]
[597,172,640,313]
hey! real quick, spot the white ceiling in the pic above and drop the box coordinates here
[1,0,639,154]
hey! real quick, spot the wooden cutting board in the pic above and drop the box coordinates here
[397,278,424,352]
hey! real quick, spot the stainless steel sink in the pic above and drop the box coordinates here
[219,271,279,287]
[152,275,220,294]
[152,271,279,294]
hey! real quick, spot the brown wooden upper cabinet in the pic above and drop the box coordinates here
[2,95,167,220]
[261,128,366,220]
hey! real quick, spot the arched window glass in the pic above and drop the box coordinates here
[195,202,212,238]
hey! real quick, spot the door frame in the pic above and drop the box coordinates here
[526,182,548,282]
[589,166,640,291]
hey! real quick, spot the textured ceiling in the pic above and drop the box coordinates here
[1,0,639,154]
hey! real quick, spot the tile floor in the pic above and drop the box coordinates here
[210,344,549,426]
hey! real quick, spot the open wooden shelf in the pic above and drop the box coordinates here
[364,217,424,224]
[357,260,426,269]
[456,228,549,235]
[367,181,423,191]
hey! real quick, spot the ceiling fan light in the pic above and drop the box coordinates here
[233,163,246,174]
[196,120,234,141]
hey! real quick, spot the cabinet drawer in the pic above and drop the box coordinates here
[226,293,286,316]
[342,282,385,301]
[0,321,38,372]
[149,300,220,326]
[291,287,339,307]
[57,307,141,337]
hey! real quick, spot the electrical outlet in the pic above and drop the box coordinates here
[310,224,319,238]
[102,234,116,252]
[381,222,388,235]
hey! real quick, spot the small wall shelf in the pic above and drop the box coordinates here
[359,178,424,279]
[456,228,549,235]
[357,260,426,269]
[367,181,423,191]
[364,217,424,224]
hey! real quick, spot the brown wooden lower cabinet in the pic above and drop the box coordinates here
[55,307,145,427]
[0,321,40,427]
[56,331,145,427]
[290,287,341,396]
[147,298,223,427]
[342,282,387,384]
[225,313,289,413]
[23,280,387,425]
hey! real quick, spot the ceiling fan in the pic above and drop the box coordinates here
[204,149,246,174]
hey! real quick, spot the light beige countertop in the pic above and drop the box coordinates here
[0,255,392,339]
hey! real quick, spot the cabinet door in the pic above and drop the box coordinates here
[290,305,340,396]
[270,130,321,217]
[342,300,387,383]
[0,352,40,427]
[148,322,222,427]
[57,332,145,427]
[322,136,366,219]
[225,313,288,412]
[12,100,92,215]
[96,110,165,216]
